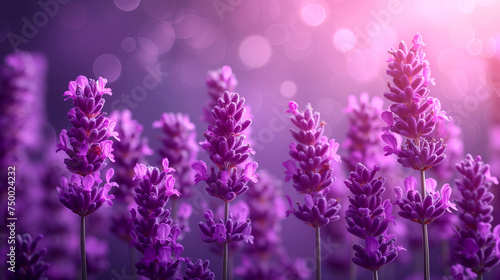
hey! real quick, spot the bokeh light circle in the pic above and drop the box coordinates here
[440,70,468,100]
[239,35,272,69]
[333,29,356,52]
[457,0,476,13]
[122,37,136,52]
[466,38,483,56]
[300,3,326,26]
[265,24,289,45]
[280,80,297,98]
[138,19,175,55]
[114,0,141,12]
[480,37,497,58]
[58,1,88,30]
[93,54,122,83]
[141,0,176,19]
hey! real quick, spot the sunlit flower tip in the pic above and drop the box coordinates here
[286,101,299,115]
[381,132,401,156]
[132,163,148,181]
[440,184,456,212]
[243,162,259,183]
[404,176,417,192]
[165,176,181,198]
[283,160,298,182]
[162,158,175,174]
[328,139,342,163]
[82,175,95,191]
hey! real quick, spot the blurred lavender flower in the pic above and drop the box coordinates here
[427,118,463,181]
[236,253,311,280]
[345,164,403,274]
[284,100,341,279]
[0,51,47,166]
[204,66,237,125]
[109,109,152,243]
[177,258,215,280]
[129,159,183,279]
[153,112,199,197]
[192,91,257,202]
[453,155,500,278]
[344,93,390,172]
[382,33,452,280]
[5,234,49,280]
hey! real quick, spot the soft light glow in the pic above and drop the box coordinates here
[138,20,175,54]
[122,37,136,52]
[414,0,440,18]
[480,37,497,58]
[239,35,272,68]
[466,38,483,56]
[93,54,122,83]
[457,0,475,13]
[114,0,140,12]
[333,29,356,52]
[300,3,326,26]
[265,24,289,45]
[280,80,297,98]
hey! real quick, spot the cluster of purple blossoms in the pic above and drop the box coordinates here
[177,258,215,280]
[192,91,258,202]
[153,112,199,198]
[199,208,254,245]
[381,33,448,170]
[129,159,183,279]
[56,76,119,216]
[345,163,403,272]
[283,101,341,227]
[394,176,456,225]
[5,234,49,280]
[453,155,500,277]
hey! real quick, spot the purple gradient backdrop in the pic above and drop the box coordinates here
[2,0,500,279]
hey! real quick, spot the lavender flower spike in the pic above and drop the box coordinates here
[454,155,500,278]
[192,91,258,202]
[284,101,341,280]
[5,234,50,280]
[203,66,237,124]
[130,159,183,280]
[345,163,403,276]
[56,75,119,176]
[198,209,254,245]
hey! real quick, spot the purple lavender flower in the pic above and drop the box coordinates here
[56,76,119,176]
[57,169,118,217]
[5,234,49,280]
[130,159,183,279]
[394,176,456,224]
[345,163,402,274]
[382,33,452,280]
[235,253,311,280]
[153,112,199,197]
[198,209,254,245]
[192,91,258,202]
[178,258,215,280]
[453,155,500,277]
[204,66,237,125]
[284,100,341,280]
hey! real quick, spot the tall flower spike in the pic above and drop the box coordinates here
[130,160,183,279]
[153,112,199,197]
[454,155,500,278]
[5,234,50,280]
[345,164,402,274]
[204,66,238,124]
[284,100,341,280]
[193,91,258,202]
[57,76,119,176]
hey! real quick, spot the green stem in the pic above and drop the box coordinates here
[420,170,430,280]
[223,201,229,280]
[373,270,379,280]
[129,246,136,277]
[81,215,87,280]
[316,226,321,280]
